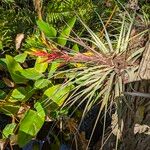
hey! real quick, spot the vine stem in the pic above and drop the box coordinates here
[100,5,117,38]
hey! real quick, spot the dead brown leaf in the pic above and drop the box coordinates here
[2,77,15,88]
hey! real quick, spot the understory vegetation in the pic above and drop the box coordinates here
[0,0,150,150]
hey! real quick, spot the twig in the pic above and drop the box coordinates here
[100,5,117,38]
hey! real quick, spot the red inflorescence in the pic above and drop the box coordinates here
[32,51,50,57]
[32,51,72,63]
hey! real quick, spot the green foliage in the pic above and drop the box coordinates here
[45,0,93,24]
[34,79,51,89]
[34,57,48,73]
[37,20,57,38]
[2,123,16,138]
[14,53,27,63]
[18,102,45,147]
[10,87,27,102]
[43,84,74,107]
[9,86,34,102]
[23,34,44,50]
[5,55,27,84]
[19,68,44,80]
[0,1,35,50]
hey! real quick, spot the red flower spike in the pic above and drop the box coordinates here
[32,50,72,63]
[32,51,49,57]
[47,52,61,61]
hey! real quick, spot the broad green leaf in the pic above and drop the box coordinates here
[58,17,76,46]
[37,20,57,38]
[19,68,44,80]
[9,86,35,102]
[2,123,16,139]
[34,57,48,73]
[14,53,27,63]
[18,103,45,147]
[9,87,26,102]
[18,131,33,148]
[44,84,74,106]
[34,79,51,89]
[5,55,27,84]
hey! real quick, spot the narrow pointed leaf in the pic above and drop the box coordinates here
[58,17,76,46]
[37,20,57,38]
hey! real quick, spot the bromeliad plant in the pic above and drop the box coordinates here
[33,12,147,109]
[31,12,149,148]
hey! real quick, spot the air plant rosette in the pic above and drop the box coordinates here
[30,12,149,149]
[30,12,148,115]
